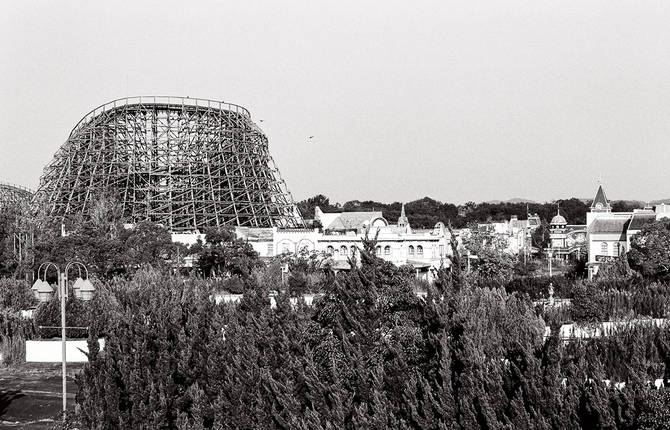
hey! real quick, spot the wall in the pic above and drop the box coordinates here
[25,339,105,363]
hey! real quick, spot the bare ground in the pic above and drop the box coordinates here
[0,364,81,429]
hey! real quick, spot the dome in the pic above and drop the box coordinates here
[35,96,304,231]
[550,214,567,225]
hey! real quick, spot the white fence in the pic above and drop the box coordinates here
[25,339,105,363]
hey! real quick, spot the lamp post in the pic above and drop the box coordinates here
[35,261,92,420]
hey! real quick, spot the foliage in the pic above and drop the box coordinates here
[0,205,23,277]
[0,308,36,365]
[191,226,261,280]
[65,249,670,428]
[628,219,670,281]
[33,294,89,338]
[461,223,515,279]
[119,221,175,269]
[0,278,36,311]
[295,194,341,219]
[285,249,325,295]
[33,222,176,280]
[598,254,635,281]
[531,219,551,254]
[296,194,603,229]
[571,282,607,324]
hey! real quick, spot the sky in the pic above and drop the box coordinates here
[1,1,669,205]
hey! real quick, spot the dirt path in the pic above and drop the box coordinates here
[0,364,81,429]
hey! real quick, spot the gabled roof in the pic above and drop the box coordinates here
[324,212,386,230]
[587,217,630,237]
[591,185,610,209]
[629,213,656,231]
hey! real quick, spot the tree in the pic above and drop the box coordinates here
[296,194,339,219]
[628,219,670,280]
[461,223,515,280]
[531,220,551,255]
[120,221,174,269]
[571,282,607,324]
[193,226,261,279]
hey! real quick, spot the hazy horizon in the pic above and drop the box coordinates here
[2,1,669,205]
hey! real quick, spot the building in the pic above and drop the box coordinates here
[235,204,454,281]
[548,209,587,260]
[477,213,541,255]
[585,184,670,276]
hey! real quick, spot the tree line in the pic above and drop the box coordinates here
[297,194,642,228]
[55,238,670,429]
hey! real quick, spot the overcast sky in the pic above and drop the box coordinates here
[1,1,669,204]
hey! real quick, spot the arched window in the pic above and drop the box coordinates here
[350,246,356,256]
[408,245,415,256]
[384,245,391,256]
[327,245,334,255]
[600,242,608,255]
[417,245,424,256]
[340,245,348,256]
[613,242,620,257]
[375,246,381,256]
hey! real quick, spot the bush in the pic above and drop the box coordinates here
[34,295,89,339]
[0,308,36,366]
[571,282,607,324]
[0,278,36,311]
[221,277,245,294]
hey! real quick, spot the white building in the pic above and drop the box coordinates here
[235,204,454,281]
[586,184,670,276]
[477,213,541,255]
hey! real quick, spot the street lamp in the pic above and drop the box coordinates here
[34,261,93,421]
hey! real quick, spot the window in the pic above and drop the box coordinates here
[417,245,423,256]
[375,246,381,256]
[408,245,415,256]
[350,246,356,256]
[384,245,391,256]
[439,245,444,257]
[267,243,273,256]
[327,245,334,255]
[600,242,608,255]
[340,245,348,256]
[613,242,620,257]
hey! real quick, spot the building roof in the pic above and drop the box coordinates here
[236,227,275,241]
[551,213,567,225]
[591,185,610,209]
[587,217,630,236]
[324,211,386,230]
[629,213,656,231]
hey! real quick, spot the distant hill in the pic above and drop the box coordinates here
[650,198,670,204]
[484,198,537,204]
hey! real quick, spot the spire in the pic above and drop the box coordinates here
[591,184,610,212]
[397,203,409,228]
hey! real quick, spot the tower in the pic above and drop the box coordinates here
[549,205,567,249]
[591,184,611,213]
[397,203,409,228]
[587,183,611,228]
